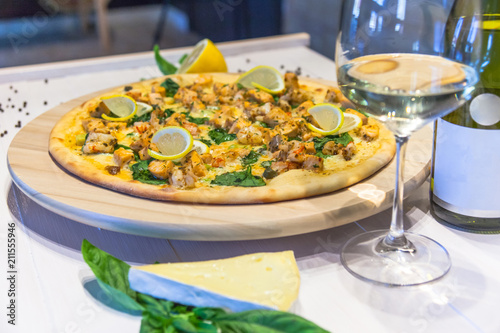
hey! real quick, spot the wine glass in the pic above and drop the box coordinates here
[336,0,480,286]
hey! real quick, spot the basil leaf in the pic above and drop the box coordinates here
[313,132,353,152]
[161,78,180,98]
[187,115,209,125]
[131,160,168,185]
[154,44,178,75]
[208,128,237,145]
[137,293,175,318]
[140,311,217,333]
[81,240,145,313]
[193,307,227,320]
[212,310,329,333]
[236,83,245,90]
[172,318,198,333]
[140,312,171,333]
[212,167,266,187]
[241,150,261,166]
[179,53,188,65]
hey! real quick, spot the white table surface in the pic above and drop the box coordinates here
[1,34,499,333]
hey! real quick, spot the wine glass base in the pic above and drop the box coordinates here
[340,230,451,287]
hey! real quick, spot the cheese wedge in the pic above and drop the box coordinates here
[128,251,300,312]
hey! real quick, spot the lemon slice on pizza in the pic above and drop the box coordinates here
[101,95,137,121]
[148,127,194,161]
[307,103,362,135]
[237,66,285,94]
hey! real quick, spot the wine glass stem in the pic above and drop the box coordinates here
[383,135,413,250]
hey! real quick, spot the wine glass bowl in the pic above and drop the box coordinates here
[336,0,480,286]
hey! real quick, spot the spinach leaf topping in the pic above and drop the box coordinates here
[127,112,152,126]
[187,115,209,125]
[130,160,167,185]
[241,150,261,166]
[160,78,180,97]
[313,132,353,152]
[208,128,237,145]
[164,108,176,118]
[212,167,266,187]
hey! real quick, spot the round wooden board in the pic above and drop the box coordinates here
[7,81,432,241]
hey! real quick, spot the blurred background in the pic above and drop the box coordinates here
[0,0,342,68]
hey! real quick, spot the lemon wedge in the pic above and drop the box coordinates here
[236,65,285,94]
[306,104,363,135]
[192,140,209,155]
[101,95,137,121]
[177,39,227,74]
[148,127,194,161]
[136,102,153,117]
[339,113,363,133]
[306,103,344,135]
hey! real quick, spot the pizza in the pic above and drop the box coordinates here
[49,72,395,204]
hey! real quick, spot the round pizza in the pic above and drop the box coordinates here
[49,72,395,204]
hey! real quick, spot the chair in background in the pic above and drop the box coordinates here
[44,0,111,52]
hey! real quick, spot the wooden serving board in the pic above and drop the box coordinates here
[7,83,432,241]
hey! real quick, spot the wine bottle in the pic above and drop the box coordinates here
[430,0,500,233]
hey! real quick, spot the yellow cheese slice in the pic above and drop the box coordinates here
[128,251,300,312]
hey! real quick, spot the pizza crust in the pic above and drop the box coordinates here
[49,74,395,204]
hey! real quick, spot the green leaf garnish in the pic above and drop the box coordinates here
[130,160,168,185]
[81,240,329,333]
[161,78,180,98]
[208,128,237,145]
[213,310,329,333]
[313,132,353,152]
[81,240,145,313]
[153,44,178,75]
[187,115,209,125]
[128,112,152,126]
[212,167,266,187]
[241,150,261,166]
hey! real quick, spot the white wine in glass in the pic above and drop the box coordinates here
[336,0,480,286]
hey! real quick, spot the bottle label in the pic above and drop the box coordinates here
[433,118,500,218]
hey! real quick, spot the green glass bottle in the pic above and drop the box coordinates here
[431,0,500,233]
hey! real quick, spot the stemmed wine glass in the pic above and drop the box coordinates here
[336,0,480,286]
